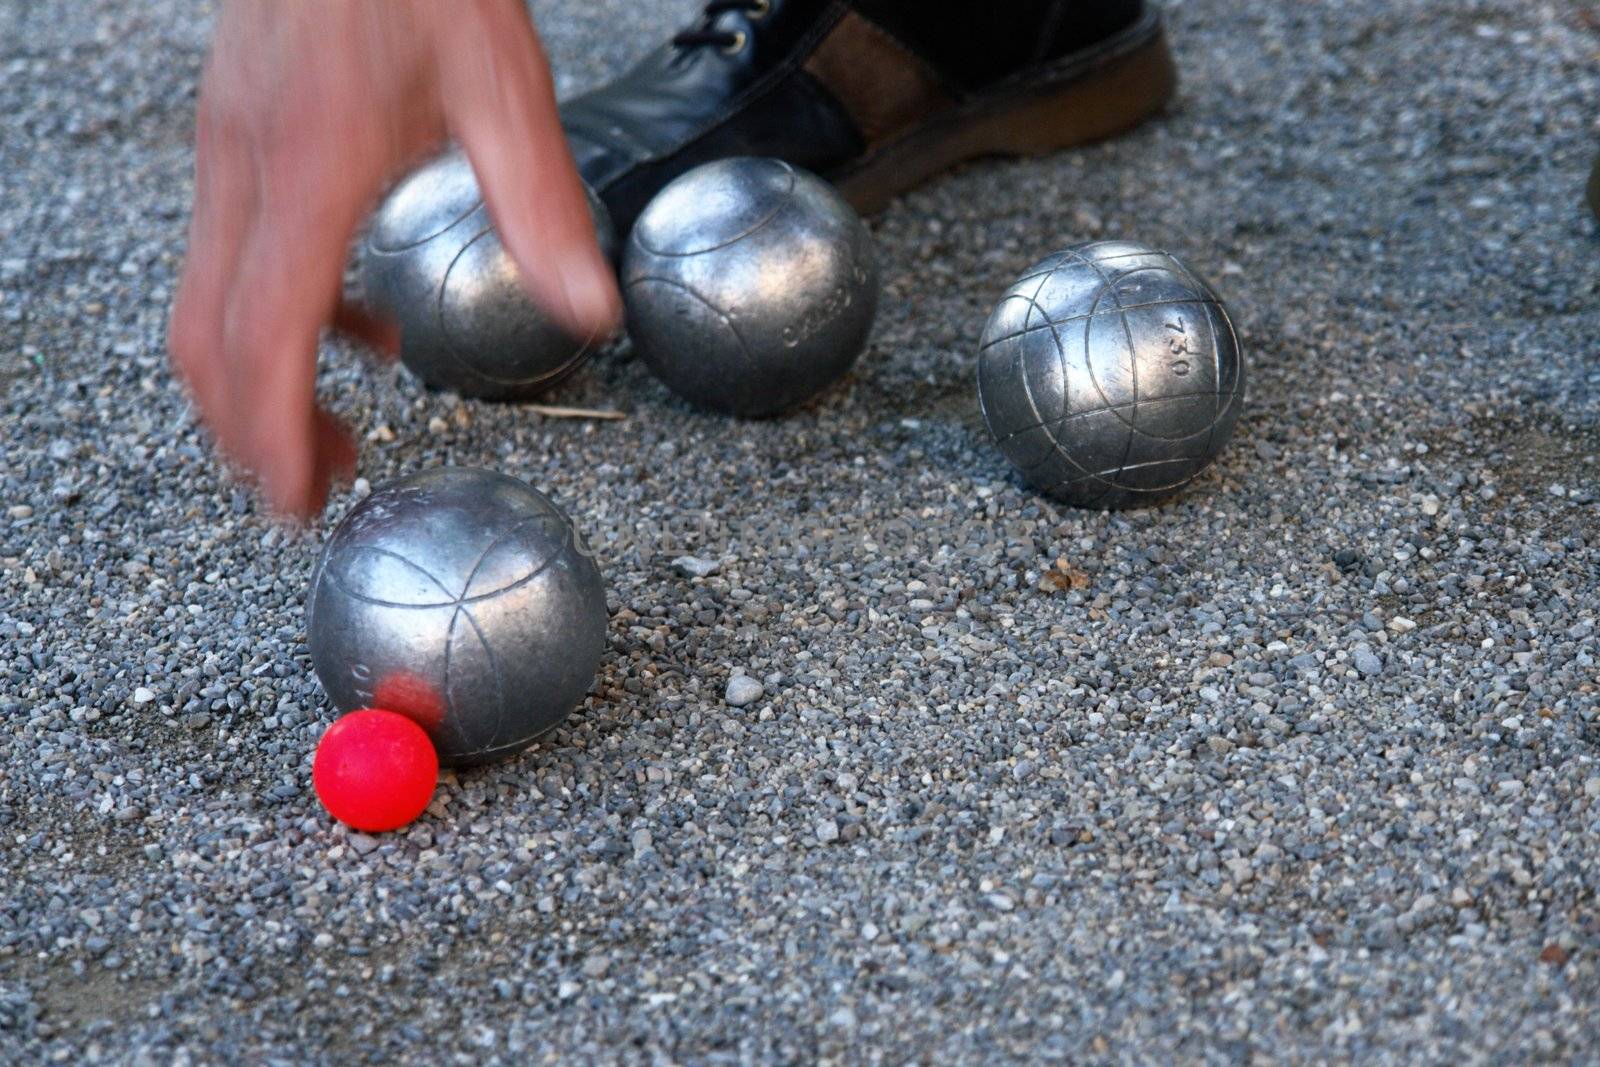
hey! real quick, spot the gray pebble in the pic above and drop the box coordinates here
[724,675,764,707]
[672,555,721,579]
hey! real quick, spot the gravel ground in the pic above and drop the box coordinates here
[3,0,1599,1063]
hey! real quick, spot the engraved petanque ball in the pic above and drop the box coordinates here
[361,150,618,400]
[622,157,879,417]
[977,241,1245,509]
[307,468,607,767]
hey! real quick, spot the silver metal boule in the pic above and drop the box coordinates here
[306,467,608,766]
[361,150,618,400]
[977,241,1245,509]
[622,157,878,417]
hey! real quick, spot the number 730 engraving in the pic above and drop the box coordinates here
[1164,316,1193,376]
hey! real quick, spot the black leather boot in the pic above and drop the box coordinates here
[562,0,1176,232]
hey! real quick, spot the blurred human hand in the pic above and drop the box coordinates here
[169,0,619,518]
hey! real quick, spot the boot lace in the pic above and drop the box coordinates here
[672,0,768,51]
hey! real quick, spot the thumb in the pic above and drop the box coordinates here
[437,1,619,340]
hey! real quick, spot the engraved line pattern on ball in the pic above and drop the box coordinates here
[993,390,1241,449]
[1064,247,1149,444]
[1015,423,1215,498]
[1016,428,1221,492]
[441,585,506,752]
[624,275,762,373]
[979,245,1241,502]
[1081,282,1220,435]
[1058,264,1232,494]
[323,548,499,751]
[1038,454,1224,499]
[1004,274,1066,481]
[1007,245,1180,288]
[1022,349,1240,497]
[434,226,596,388]
[322,526,571,609]
[996,268,1101,465]
[630,161,796,258]
[1059,247,1233,450]
[978,295,1224,352]
[1197,302,1239,470]
[1137,247,1235,462]
[1036,454,1222,499]
[365,192,483,253]
[320,521,575,751]
[972,244,1248,508]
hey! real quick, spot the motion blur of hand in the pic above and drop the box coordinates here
[169,0,620,518]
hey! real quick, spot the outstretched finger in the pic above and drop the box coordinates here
[438,0,619,341]
[221,167,369,518]
[169,102,259,465]
[311,407,359,504]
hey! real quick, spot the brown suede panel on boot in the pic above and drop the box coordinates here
[801,11,956,151]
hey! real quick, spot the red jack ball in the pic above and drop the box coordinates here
[312,708,438,832]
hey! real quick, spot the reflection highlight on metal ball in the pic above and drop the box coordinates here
[307,468,608,766]
[362,150,618,400]
[977,241,1245,509]
[622,157,879,417]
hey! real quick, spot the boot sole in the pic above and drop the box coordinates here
[831,17,1178,214]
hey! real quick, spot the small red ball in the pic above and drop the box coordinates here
[312,709,438,832]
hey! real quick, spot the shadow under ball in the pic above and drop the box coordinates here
[977,241,1245,509]
[622,157,879,417]
[362,151,618,400]
[307,468,608,767]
